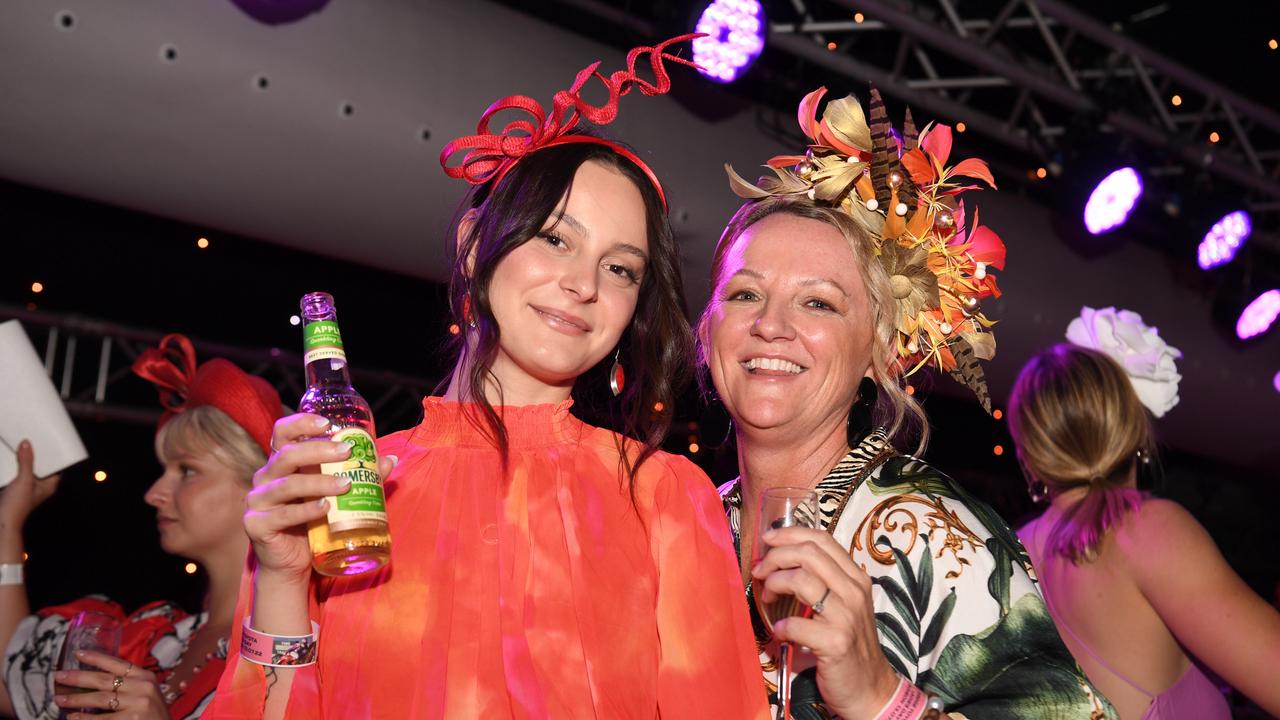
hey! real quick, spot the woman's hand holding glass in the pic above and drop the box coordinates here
[54,650,166,719]
[751,525,900,719]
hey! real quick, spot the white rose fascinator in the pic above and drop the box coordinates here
[1065,306,1183,417]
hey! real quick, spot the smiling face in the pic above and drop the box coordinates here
[484,159,650,398]
[703,212,877,438]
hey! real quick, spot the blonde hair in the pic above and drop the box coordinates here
[697,195,928,454]
[1007,343,1153,562]
[156,405,266,484]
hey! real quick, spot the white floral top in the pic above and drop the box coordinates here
[721,430,1116,719]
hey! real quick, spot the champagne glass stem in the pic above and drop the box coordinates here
[779,640,792,720]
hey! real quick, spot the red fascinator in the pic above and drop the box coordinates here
[439,34,702,211]
[132,334,283,455]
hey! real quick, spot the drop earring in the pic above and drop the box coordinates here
[609,348,624,397]
[462,293,477,329]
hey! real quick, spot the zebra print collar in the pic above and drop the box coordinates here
[721,429,897,535]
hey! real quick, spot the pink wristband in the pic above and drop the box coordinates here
[240,619,320,667]
[872,676,929,720]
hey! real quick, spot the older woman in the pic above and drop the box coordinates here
[700,87,1115,718]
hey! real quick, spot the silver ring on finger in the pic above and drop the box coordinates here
[107,694,121,711]
[811,587,831,614]
[111,675,125,690]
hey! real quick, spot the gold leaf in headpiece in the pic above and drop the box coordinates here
[948,337,992,414]
[960,330,996,361]
[725,163,814,200]
[725,163,773,199]
[821,95,872,153]
[810,159,866,202]
[764,165,814,194]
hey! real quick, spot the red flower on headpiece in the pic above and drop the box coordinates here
[132,334,284,454]
[439,34,703,209]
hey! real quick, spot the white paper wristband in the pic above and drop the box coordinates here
[0,563,23,586]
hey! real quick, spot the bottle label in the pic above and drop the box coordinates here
[304,320,346,365]
[319,427,387,532]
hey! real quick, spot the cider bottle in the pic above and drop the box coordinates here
[298,291,391,576]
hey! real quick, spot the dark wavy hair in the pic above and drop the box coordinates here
[440,135,692,490]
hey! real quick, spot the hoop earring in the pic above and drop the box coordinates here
[846,377,878,448]
[1026,476,1049,504]
[1016,457,1049,503]
[609,348,624,397]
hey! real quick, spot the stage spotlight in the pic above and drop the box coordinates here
[693,0,765,84]
[1083,168,1143,235]
[1273,370,1280,394]
[1237,289,1280,340]
[1197,210,1251,269]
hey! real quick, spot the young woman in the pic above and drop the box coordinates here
[1010,343,1280,719]
[2,335,284,719]
[206,38,768,720]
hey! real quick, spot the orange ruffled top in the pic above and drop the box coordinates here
[207,398,768,719]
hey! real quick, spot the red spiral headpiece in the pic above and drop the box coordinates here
[132,334,283,455]
[439,34,703,210]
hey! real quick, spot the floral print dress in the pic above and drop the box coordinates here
[721,430,1117,719]
[4,596,227,719]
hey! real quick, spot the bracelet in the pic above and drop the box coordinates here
[240,619,319,667]
[0,563,23,586]
[872,676,945,720]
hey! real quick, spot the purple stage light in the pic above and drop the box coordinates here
[1237,289,1280,340]
[1198,210,1252,269]
[1273,370,1280,394]
[1083,167,1143,235]
[693,0,765,84]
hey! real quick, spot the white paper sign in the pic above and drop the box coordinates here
[0,320,89,486]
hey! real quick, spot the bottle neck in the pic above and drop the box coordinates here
[305,355,352,387]
[301,316,352,388]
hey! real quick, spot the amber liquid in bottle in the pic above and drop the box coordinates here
[298,292,391,576]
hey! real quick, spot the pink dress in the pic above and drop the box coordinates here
[1026,514,1231,720]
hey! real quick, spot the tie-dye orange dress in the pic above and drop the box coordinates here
[206,398,768,719]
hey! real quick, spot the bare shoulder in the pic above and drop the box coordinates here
[1116,498,1207,547]
[1114,498,1221,581]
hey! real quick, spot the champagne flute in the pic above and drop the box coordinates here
[753,487,819,720]
[55,611,123,717]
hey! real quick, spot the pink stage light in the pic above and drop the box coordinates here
[693,0,765,84]
[1198,210,1252,269]
[1083,168,1143,235]
[1273,370,1280,394]
[1236,289,1280,340]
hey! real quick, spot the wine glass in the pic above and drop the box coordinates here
[753,487,819,720]
[55,611,122,717]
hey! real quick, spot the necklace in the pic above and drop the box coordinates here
[158,631,230,705]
